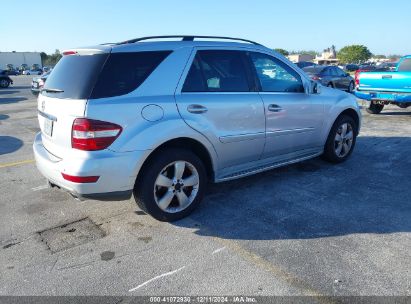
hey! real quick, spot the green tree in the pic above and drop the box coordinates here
[44,49,62,67]
[40,52,48,66]
[274,48,289,56]
[290,50,319,57]
[337,45,372,64]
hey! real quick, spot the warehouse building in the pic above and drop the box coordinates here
[0,52,42,70]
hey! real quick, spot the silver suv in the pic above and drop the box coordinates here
[33,36,361,221]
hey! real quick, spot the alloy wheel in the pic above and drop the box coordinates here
[153,160,200,213]
[334,122,354,158]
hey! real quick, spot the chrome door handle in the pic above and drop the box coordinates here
[187,104,208,114]
[268,104,283,112]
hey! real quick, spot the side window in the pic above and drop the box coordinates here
[182,50,250,92]
[91,51,171,99]
[321,67,331,76]
[249,52,305,93]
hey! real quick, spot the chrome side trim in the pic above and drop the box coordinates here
[38,110,57,122]
[266,127,314,137]
[219,132,265,143]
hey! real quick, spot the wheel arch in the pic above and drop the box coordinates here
[135,137,215,188]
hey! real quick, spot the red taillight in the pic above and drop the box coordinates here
[61,173,99,183]
[311,75,321,81]
[355,70,362,86]
[63,50,77,56]
[71,118,122,151]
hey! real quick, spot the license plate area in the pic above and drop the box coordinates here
[43,117,54,137]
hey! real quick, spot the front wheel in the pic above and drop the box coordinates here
[322,115,358,163]
[133,148,207,221]
[366,103,384,114]
[0,79,10,88]
[347,81,354,93]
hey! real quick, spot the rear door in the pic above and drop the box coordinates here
[247,51,324,158]
[38,51,109,158]
[175,48,266,169]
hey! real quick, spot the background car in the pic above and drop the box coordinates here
[23,69,42,75]
[0,70,13,88]
[295,61,317,69]
[344,64,359,72]
[31,71,50,95]
[303,65,355,92]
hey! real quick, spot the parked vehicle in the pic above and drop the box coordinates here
[303,65,355,92]
[0,70,13,88]
[31,72,50,95]
[295,61,317,69]
[344,64,359,72]
[375,61,398,72]
[33,35,361,221]
[24,69,42,75]
[355,55,411,114]
[4,69,20,76]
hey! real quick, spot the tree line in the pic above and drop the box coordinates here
[273,45,402,64]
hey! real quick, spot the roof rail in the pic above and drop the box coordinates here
[115,35,262,46]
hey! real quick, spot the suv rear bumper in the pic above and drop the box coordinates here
[33,132,148,200]
[355,90,411,103]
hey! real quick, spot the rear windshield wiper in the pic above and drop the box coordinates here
[42,88,64,93]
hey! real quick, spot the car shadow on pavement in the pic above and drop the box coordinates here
[0,97,27,104]
[0,136,24,155]
[0,91,20,95]
[175,136,411,240]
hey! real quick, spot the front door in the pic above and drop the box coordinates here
[247,51,324,159]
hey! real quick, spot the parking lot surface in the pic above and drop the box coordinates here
[1,76,410,297]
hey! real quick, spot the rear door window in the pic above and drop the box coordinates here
[182,50,250,92]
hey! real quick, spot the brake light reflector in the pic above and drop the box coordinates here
[63,50,78,56]
[72,118,122,151]
[61,173,99,183]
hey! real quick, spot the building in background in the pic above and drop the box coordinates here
[0,52,42,70]
[314,46,339,65]
[287,54,315,63]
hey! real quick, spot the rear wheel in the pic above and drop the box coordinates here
[133,148,207,221]
[366,103,384,114]
[327,82,334,88]
[322,115,357,163]
[0,79,10,88]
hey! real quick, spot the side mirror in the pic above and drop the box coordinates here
[311,81,321,94]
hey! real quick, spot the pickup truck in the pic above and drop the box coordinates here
[355,55,411,114]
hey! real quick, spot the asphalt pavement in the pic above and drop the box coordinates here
[0,76,410,297]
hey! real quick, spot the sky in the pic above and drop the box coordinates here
[1,0,410,55]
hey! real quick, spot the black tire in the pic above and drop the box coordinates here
[366,103,384,114]
[133,148,207,222]
[327,82,334,88]
[347,81,354,93]
[0,79,10,88]
[322,115,358,163]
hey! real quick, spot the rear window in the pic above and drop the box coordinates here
[397,58,411,72]
[42,54,108,99]
[42,51,171,99]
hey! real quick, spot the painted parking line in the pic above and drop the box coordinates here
[0,159,35,169]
